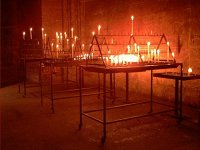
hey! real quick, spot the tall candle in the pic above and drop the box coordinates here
[64,32,67,39]
[154,49,157,62]
[131,16,134,35]
[137,45,140,62]
[167,41,170,62]
[127,45,130,54]
[72,43,74,58]
[98,25,101,35]
[41,28,44,40]
[157,50,160,62]
[44,34,47,45]
[30,27,33,39]
[82,44,84,50]
[147,42,151,62]
[134,43,137,52]
[56,44,59,58]
[71,28,74,38]
[22,32,26,40]
[51,43,54,51]
[172,52,175,62]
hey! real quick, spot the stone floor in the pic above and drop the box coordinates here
[1,84,200,150]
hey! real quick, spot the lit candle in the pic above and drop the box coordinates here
[51,43,54,51]
[56,44,59,58]
[167,41,170,62]
[74,36,77,42]
[64,32,67,39]
[134,43,137,52]
[72,43,74,58]
[188,67,192,76]
[22,32,26,40]
[127,45,130,54]
[157,50,160,62]
[98,25,101,35]
[92,31,95,36]
[30,27,33,39]
[66,39,69,48]
[131,16,134,35]
[71,28,74,38]
[82,44,84,50]
[172,52,175,62]
[147,42,151,62]
[44,33,47,45]
[154,49,157,62]
[41,28,44,40]
[137,45,140,62]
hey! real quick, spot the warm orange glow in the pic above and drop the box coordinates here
[188,67,192,74]
[172,52,175,58]
[71,28,74,38]
[106,54,139,66]
[98,25,101,35]
[131,16,134,21]
[22,32,26,40]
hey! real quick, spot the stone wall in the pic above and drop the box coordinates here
[36,0,200,105]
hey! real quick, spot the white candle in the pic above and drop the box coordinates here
[22,32,26,40]
[134,43,137,52]
[51,43,54,51]
[82,44,84,50]
[172,52,175,62]
[147,42,151,62]
[92,31,95,36]
[127,45,130,54]
[66,39,69,48]
[30,27,32,39]
[188,67,192,76]
[72,44,74,58]
[56,44,59,58]
[64,32,67,39]
[71,28,74,38]
[167,41,170,62]
[41,28,44,40]
[44,34,47,45]
[74,36,77,42]
[98,25,101,35]
[154,49,157,62]
[131,16,134,35]
[137,45,140,62]
[157,50,160,62]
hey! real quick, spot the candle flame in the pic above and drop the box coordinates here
[131,16,134,20]
[188,67,192,73]
[30,28,32,31]
[92,31,95,36]
[147,41,151,46]
[23,32,26,35]
[172,52,175,58]
[167,41,170,46]
[42,28,44,31]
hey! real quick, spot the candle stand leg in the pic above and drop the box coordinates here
[79,66,83,129]
[102,73,106,143]
[150,70,153,113]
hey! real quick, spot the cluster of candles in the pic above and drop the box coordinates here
[22,27,33,40]
[22,27,85,58]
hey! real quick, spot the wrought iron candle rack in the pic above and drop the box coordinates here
[86,33,176,68]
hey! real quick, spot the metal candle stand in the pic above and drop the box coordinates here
[18,39,43,96]
[79,34,183,143]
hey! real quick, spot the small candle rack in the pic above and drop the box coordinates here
[86,33,176,68]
